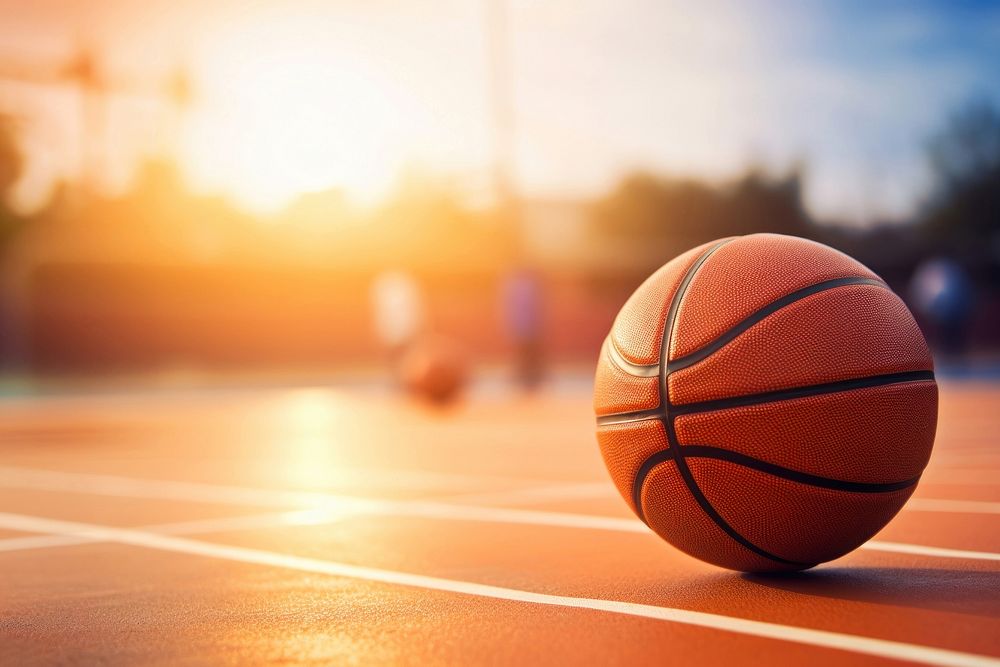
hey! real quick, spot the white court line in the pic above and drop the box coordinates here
[0,509,347,553]
[442,482,614,507]
[450,482,1000,516]
[0,504,629,557]
[922,466,1000,482]
[319,466,572,493]
[862,541,1000,561]
[0,512,996,667]
[0,456,556,495]
[0,466,996,562]
[0,466,647,532]
[907,499,1000,515]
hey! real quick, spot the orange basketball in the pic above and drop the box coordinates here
[594,234,937,572]
[399,336,468,405]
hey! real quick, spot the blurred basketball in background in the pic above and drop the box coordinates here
[594,234,937,572]
[399,336,469,406]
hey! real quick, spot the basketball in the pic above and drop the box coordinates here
[399,336,469,406]
[594,234,938,572]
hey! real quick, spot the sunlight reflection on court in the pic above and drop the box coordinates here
[271,389,359,490]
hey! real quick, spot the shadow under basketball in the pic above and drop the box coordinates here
[741,567,1000,617]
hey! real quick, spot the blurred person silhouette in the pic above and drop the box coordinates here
[371,270,426,369]
[909,257,975,357]
[502,266,543,390]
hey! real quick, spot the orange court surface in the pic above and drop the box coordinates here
[0,378,997,666]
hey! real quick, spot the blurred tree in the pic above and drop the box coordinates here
[589,167,812,271]
[922,97,1000,273]
[374,169,516,274]
[592,173,717,245]
[724,167,809,238]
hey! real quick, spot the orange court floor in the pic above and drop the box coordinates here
[0,379,997,666]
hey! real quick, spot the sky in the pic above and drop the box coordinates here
[0,0,998,222]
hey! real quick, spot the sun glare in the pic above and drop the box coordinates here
[180,16,411,213]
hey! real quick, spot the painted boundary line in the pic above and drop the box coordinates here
[907,498,1000,515]
[0,511,997,667]
[0,467,996,562]
[449,482,1000,515]
[0,509,334,553]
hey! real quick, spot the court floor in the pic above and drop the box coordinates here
[0,380,997,665]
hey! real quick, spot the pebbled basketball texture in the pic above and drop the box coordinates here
[594,234,937,572]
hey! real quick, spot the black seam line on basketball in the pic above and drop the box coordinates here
[672,446,810,566]
[606,336,660,378]
[667,276,888,373]
[669,370,936,417]
[633,448,806,566]
[632,239,729,523]
[631,449,676,511]
[638,236,808,567]
[596,409,665,427]
[679,445,920,493]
